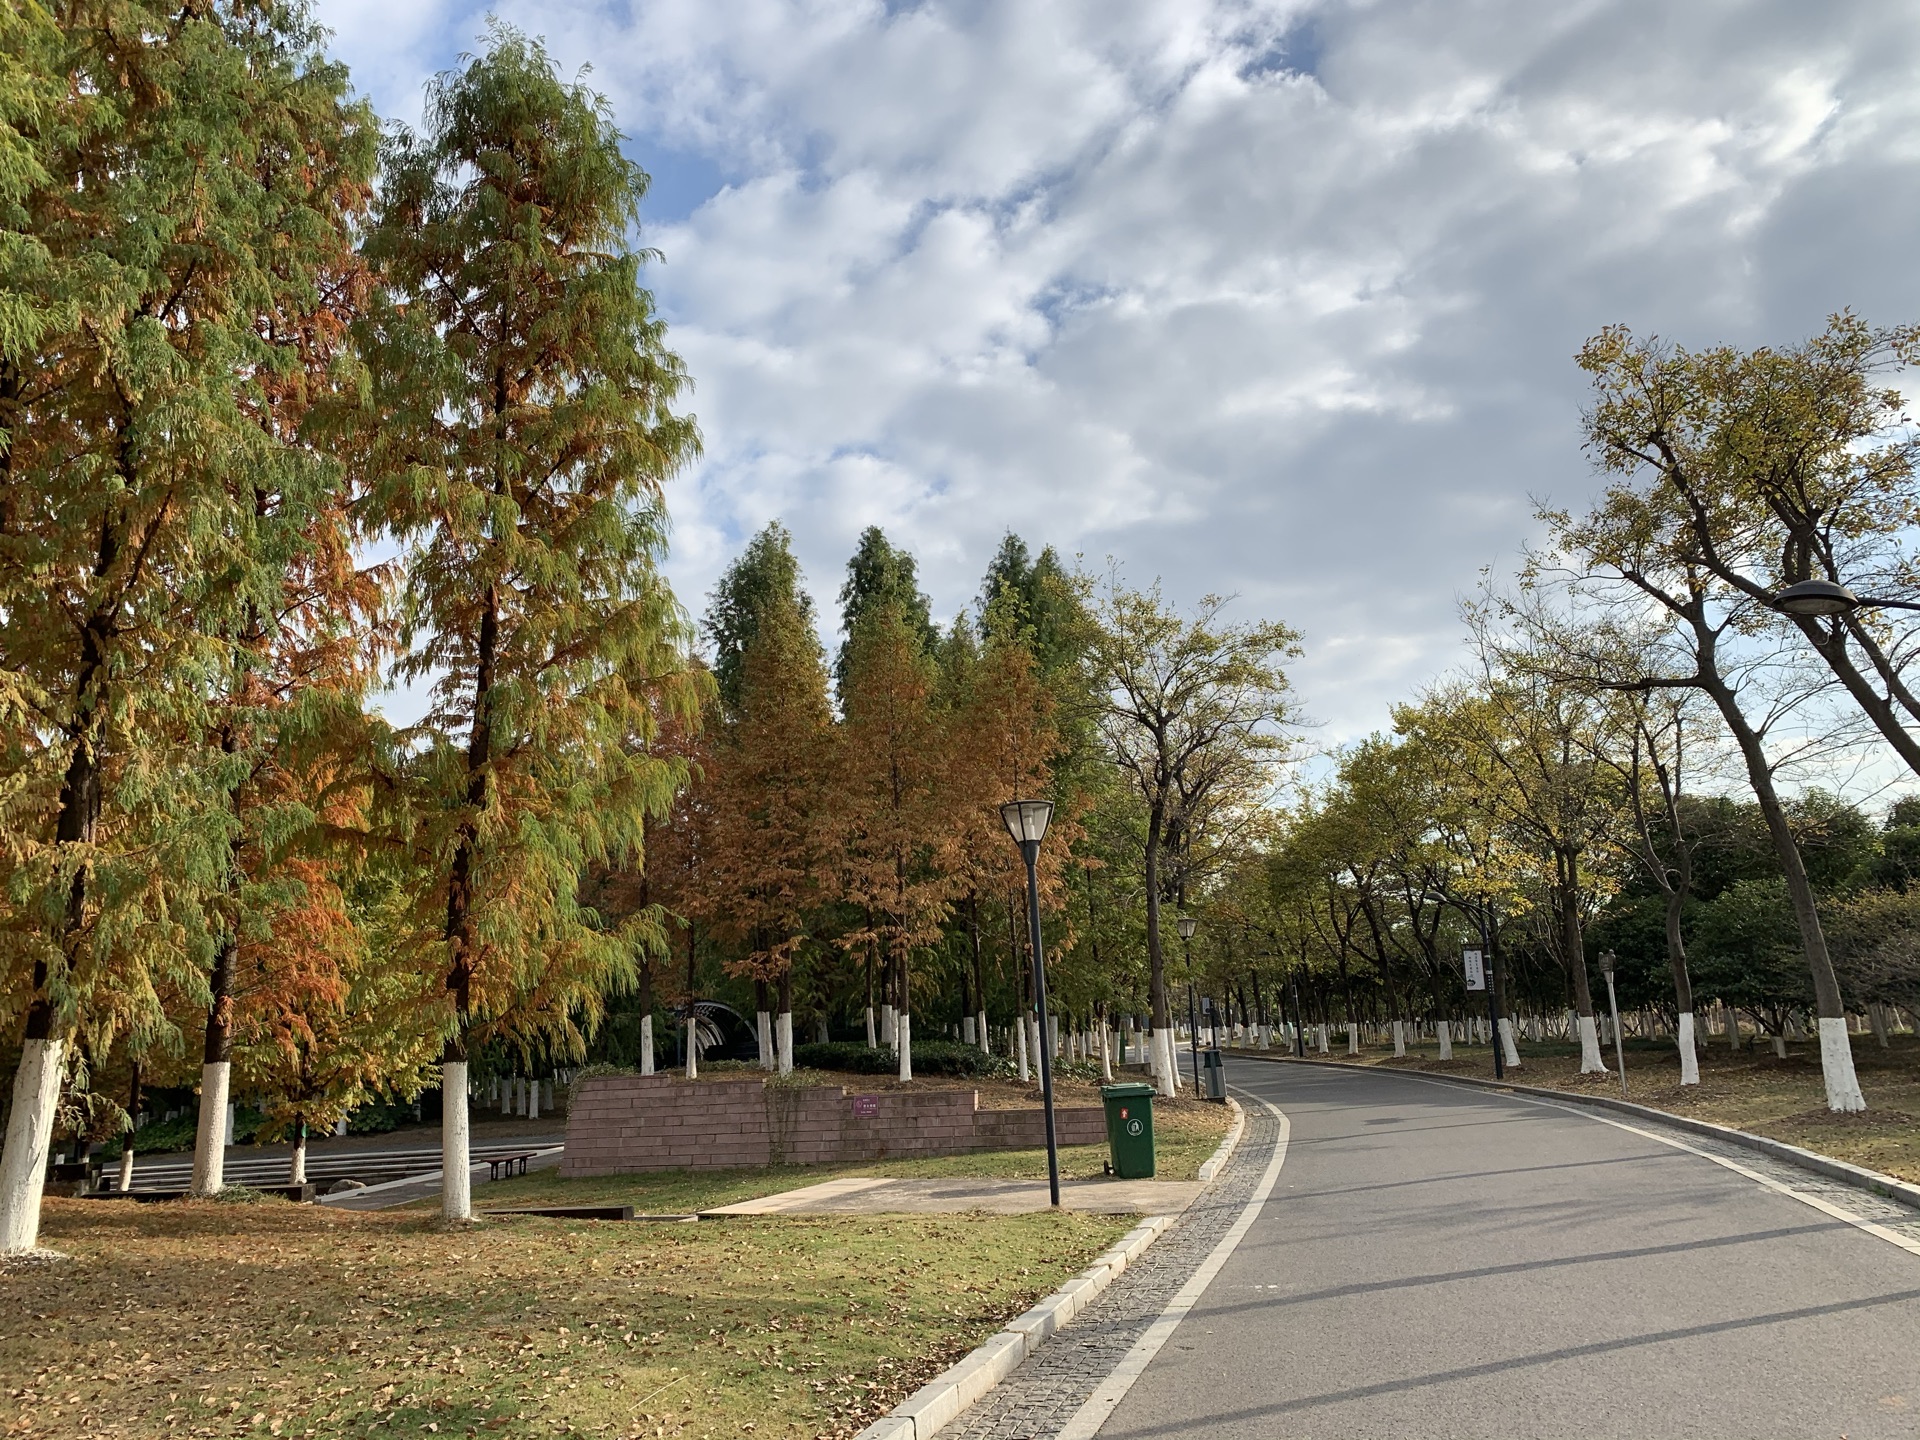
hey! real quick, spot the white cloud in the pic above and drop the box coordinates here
[316,0,1920,742]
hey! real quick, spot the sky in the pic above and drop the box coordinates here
[313,0,1920,746]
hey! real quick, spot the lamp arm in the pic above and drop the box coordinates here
[1857,597,1920,615]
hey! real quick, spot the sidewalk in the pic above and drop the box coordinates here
[706,1174,1204,1216]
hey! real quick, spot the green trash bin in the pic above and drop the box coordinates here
[1101,1082,1157,1179]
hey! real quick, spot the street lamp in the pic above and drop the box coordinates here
[1597,949,1628,1097]
[1769,579,1920,619]
[1001,799,1061,1208]
[1176,914,1201,1093]
[1423,890,1504,1080]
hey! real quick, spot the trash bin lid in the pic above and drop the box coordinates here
[1101,1082,1158,1099]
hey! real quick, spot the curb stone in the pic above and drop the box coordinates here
[1243,1051,1920,1213]
[852,1100,1245,1440]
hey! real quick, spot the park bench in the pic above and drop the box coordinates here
[486,1150,541,1181]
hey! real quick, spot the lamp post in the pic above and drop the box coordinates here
[1424,891,1504,1080]
[1002,799,1061,1208]
[1177,914,1201,1093]
[1597,949,1628,1097]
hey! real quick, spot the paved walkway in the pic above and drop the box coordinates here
[706,1174,1204,1215]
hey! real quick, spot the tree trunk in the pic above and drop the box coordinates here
[1015,1006,1030,1081]
[638,963,655,1076]
[439,579,496,1223]
[776,968,794,1076]
[192,934,238,1197]
[289,1122,308,1186]
[1697,649,1863,1109]
[895,953,913,1083]
[1144,802,1174,1096]
[685,920,700,1079]
[755,976,773,1071]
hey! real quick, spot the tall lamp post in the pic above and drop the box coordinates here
[1177,914,1201,1092]
[1002,799,1061,1208]
[1597,949,1628,1097]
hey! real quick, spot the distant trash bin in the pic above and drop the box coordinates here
[1201,1048,1228,1101]
[1101,1082,1157,1179]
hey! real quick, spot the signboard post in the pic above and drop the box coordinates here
[1463,945,1503,1078]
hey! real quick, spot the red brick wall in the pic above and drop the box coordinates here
[561,1075,1108,1178]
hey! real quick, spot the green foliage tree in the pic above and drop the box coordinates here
[355,29,702,1220]
[0,0,371,1253]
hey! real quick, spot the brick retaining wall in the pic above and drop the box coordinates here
[562,1074,1108,1177]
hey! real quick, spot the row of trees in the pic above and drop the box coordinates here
[0,9,701,1250]
[1175,314,1920,1120]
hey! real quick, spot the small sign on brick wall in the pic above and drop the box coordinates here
[851,1095,880,1118]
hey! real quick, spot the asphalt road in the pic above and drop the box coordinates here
[1097,1061,1920,1440]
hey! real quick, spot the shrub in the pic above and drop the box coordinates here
[791,1040,1015,1079]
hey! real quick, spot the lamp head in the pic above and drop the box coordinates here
[1176,915,1198,941]
[999,798,1054,846]
[1770,578,1859,618]
[1597,948,1616,977]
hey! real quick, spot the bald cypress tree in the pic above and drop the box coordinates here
[357,29,702,1220]
[836,526,935,687]
[0,0,372,1253]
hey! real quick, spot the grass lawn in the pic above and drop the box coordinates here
[1255,1033,1920,1184]
[3,1196,1131,1440]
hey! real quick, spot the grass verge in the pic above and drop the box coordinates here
[1252,1034,1920,1184]
[3,1198,1131,1440]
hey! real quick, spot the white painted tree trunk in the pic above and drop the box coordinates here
[442,1059,472,1222]
[686,1020,699,1079]
[639,1014,655,1076]
[1015,1011,1031,1081]
[896,1012,912,1082]
[1577,1015,1608,1073]
[1498,1018,1521,1069]
[865,1005,877,1048]
[1812,1013,1858,1113]
[1315,1024,1328,1055]
[191,1061,231,1197]
[1436,1022,1453,1061]
[776,1010,794,1076]
[290,1130,308,1185]
[976,1009,990,1055]
[1392,1021,1407,1057]
[880,1003,895,1047]
[1676,1011,1699,1086]
[0,1038,64,1253]
[1149,1028,1176,1097]
[756,1010,773,1069]
[116,1145,135,1195]
[1346,1023,1359,1056]
[962,1015,975,1045]
[1725,1003,1742,1051]
[1868,1003,1890,1048]
[1048,1013,1060,1058]
[527,1080,540,1121]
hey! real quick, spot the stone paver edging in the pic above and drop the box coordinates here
[853,1099,1245,1440]
[1241,1051,1920,1213]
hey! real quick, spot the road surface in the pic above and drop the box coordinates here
[1098,1060,1920,1440]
